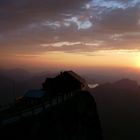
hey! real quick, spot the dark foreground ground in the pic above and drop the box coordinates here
[0,91,103,140]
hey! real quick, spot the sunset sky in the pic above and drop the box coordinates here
[0,0,140,71]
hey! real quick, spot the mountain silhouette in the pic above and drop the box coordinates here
[0,69,56,105]
[0,71,103,140]
[0,75,14,105]
[0,68,32,81]
[91,79,140,140]
[114,78,139,90]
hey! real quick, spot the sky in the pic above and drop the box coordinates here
[0,0,140,71]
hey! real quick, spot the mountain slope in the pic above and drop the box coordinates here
[0,90,103,140]
[91,79,140,140]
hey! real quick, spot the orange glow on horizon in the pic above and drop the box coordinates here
[1,49,140,70]
[134,56,140,68]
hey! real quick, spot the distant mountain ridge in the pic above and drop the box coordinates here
[0,68,57,105]
[114,78,139,90]
[91,78,140,140]
[0,68,32,81]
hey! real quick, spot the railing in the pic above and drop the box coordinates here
[0,90,78,125]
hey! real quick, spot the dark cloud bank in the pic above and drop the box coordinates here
[0,0,140,53]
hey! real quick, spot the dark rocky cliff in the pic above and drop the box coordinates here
[91,79,140,140]
[0,90,103,140]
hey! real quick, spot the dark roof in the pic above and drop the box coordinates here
[42,71,87,93]
[24,90,45,98]
[63,71,86,85]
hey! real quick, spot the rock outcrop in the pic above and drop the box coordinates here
[0,90,103,140]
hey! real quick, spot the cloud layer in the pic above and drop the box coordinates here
[0,0,140,54]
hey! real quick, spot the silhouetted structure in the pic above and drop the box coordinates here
[0,70,103,140]
[42,71,88,99]
[14,71,88,106]
[24,90,46,105]
[0,91,103,140]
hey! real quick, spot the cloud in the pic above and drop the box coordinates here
[40,41,101,48]
[88,0,139,10]
[40,42,82,48]
[37,40,106,54]
[0,0,140,54]
[0,0,87,32]
[64,16,93,30]
[99,7,140,32]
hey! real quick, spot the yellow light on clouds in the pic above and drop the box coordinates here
[1,49,140,70]
[41,49,139,68]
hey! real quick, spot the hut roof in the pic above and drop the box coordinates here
[24,90,45,98]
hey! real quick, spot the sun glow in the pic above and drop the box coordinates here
[134,55,140,68]
[1,49,140,70]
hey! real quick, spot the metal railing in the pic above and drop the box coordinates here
[0,91,76,125]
